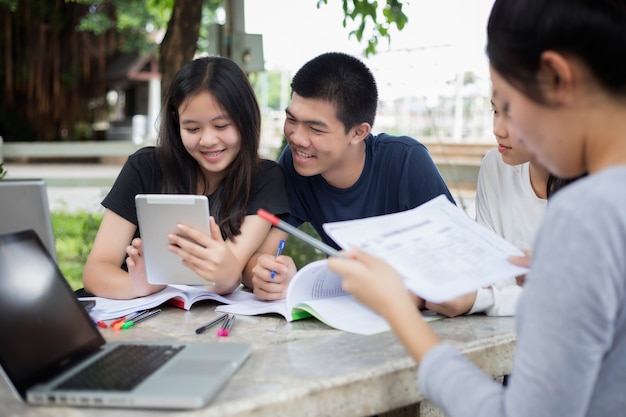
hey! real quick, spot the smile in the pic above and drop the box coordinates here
[294,149,314,159]
[202,150,224,158]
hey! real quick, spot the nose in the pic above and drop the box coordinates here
[199,128,219,146]
[492,113,508,140]
[284,122,309,148]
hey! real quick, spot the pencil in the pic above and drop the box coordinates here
[195,313,228,334]
[112,309,148,330]
[257,209,343,258]
[120,309,162,329]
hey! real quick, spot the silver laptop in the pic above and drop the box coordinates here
[0,178,57,261]
[0,230,251,410]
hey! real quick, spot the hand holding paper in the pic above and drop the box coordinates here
[323,195,529,303]
[326,246,411,320]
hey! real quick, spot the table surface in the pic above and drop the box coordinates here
[1,302,515,417]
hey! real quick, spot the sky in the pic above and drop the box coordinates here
[245,0,496,100]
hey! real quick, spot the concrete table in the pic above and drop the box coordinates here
[0,303,515,417]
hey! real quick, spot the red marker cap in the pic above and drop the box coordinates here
[257,209,280,226]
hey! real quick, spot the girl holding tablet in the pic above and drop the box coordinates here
[83,56,289,299]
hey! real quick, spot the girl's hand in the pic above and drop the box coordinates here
[327,247,412,320]
[126,238,166,297]
[509,250,531,286]
[167,217,241,293]
[329,247,443,365]
[425,291,477,317]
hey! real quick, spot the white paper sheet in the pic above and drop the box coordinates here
[323,195,529,302]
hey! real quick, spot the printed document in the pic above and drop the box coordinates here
[323,194,529,302]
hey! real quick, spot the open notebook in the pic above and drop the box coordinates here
[0,230,251,410]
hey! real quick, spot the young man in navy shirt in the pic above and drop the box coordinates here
[244,52,454,300]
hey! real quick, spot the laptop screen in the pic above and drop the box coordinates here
[0,179,58,261]
[0,230,104,399]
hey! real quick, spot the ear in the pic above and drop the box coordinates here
[538,51,575,104]
[350,122,371,145]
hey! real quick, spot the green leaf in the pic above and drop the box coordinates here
[317,0,409,56]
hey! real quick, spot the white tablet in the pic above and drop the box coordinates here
[135,194,214,286]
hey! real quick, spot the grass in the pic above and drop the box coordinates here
[51,210,325,291]
[51,210,102,290]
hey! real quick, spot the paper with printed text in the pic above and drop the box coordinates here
[323,195,529,302]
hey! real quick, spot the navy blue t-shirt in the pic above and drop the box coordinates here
[279,133,454,249]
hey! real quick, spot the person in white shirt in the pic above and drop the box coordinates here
[328,0,626,415]
[424,99,570,317]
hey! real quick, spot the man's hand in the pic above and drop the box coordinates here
[251,253,297,300]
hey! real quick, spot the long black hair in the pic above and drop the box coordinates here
[156,56,261,241]
[547,174,586,198]
[487,0,626,105]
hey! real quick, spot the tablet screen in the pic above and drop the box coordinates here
[135,194,214,286]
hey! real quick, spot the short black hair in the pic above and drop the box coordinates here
[291,52,378,133]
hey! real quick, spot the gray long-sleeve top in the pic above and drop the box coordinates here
[418,167,626,417]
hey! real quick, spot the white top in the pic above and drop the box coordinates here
[469,149,546,316]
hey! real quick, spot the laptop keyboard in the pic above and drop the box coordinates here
[56,344,185,391]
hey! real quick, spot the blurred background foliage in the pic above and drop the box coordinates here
[53,210,325,291]
[52,210,102,290]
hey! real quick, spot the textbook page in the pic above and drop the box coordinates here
[323,194,529,303]
[286,260,390,335]
[216,260,345,321]
[216,297,289,319]
[217,260,394,335]
[81,285,250,321]
[217,260,342,320]
[285,260,346,307]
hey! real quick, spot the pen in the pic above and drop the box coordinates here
[195,313,228,334]
[92,319,108,329]
[270,239,286,279]
[112,310,148,330]
[121,309,162,329]
[217,314,236,337]
[257,209,343,258]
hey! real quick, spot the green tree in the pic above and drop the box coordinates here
[0,0,114,140]
[157,0,408,103]
[249,70,285,111]
[318,0,408,56]
[0,0,408,141]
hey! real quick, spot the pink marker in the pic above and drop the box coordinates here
[217,315,235,337]
[256,209,342,258]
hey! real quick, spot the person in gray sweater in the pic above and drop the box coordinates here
[328,0,626,416]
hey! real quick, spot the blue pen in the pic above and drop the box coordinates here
[270,239,286,279]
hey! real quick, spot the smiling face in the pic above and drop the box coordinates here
[283,92,366,186]
[178,91,241,189]
[491,99,534,166]
[489,64,587,179]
